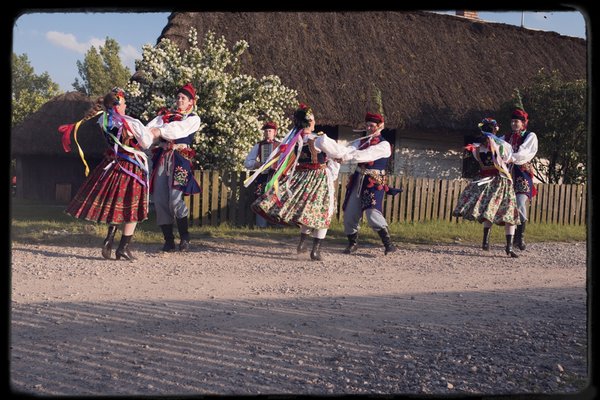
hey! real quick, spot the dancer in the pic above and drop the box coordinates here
[452,118,521,257]
[501,108,538,251]
[340,112,400,255]
[249,103,351,261]
[146,83,201,252]
[60,88,156,260]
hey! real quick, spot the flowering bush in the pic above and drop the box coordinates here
[126,29,298,171]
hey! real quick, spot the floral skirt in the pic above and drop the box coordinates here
[452,176,520,226]
[66,157,148,225]
[251,168,334,229]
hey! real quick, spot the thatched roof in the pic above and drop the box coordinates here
[156,11,586,130]
[11,91,106,157]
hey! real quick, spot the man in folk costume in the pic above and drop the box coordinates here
[244,121,281,228]
[147,83,201,252]
[501,107,539,251]
[341,112,401,255]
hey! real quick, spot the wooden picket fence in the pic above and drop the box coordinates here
[184,171,587,227]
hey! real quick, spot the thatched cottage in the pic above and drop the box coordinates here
[11,11,587,201]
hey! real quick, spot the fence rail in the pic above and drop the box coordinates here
[184,171,587,227]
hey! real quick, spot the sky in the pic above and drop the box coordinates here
[11,9,588,93]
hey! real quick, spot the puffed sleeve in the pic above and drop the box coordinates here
[510,132,538,165]
[156,115,201,140]
[343,140,391,163]
[244,143,260,170]
[314,134,353,159]
[121,115,155,149]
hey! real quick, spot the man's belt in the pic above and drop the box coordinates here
[160,142,189,151]
[357,166,386,175]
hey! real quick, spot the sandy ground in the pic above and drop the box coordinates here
[9,236,590,397]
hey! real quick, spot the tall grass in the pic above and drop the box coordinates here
[10,199,587,247]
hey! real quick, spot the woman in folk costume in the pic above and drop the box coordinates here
[341,112,401,256]
[146,83,201,253]
[249,103,351,261]
[60,88,156,261]
[499,108,538,251]
[452,118,521,258]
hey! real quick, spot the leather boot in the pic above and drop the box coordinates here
[115,235,135,261]
[505,235,519,258]
[343,233,358,254]
[297,233,309,253]
[102,225,118,259]
[377,228,396,255]
[515,221,526,250]
[482,227,491,251]
[176,217,190,252]
[310,238,323,261]
[160,224,176,252]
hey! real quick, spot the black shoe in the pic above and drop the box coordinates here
[310,238,323,261]
[505,235,519,258]
[377,228,396,255]
[343,233,358,254]
[482,227,491,251]
[179,239,190,252]
[102,225,118,259]
[297,233,309,254]
[160,224,177,252]
[162,240,177,252]
[515,221,526,250]
[115,235,135,261]
[176,217,190,251]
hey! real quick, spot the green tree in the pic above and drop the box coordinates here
[127,28,298,171]
[11,53,61,127]
[527,69,586,184]
[72,38,131,97]
[498,70,587,184]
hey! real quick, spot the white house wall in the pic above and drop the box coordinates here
[336,126,464,179]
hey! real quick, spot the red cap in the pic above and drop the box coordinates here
[178,83,196,101]
[365,112,384,124]
[511,109,528,122]
[262,121,277,130]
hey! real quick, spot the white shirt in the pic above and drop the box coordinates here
[343,135,392,163]
[146,114,201,141]
[500,131,538,165]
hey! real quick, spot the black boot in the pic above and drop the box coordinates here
[515,221,526,250]
[160,224,176,252]
[482,227,491,251]
[102,225,118,259]
[176,217,190,252]
[115,235,135,261]
[310,238,323,261]
[297,233,309,254]
[505,235,519,258]
[343,233,358,254]
[377,228,396,255]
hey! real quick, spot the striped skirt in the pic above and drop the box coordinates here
[66,156,148,225]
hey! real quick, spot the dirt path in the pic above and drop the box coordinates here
[10,238,589,396]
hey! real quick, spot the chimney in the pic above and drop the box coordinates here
[456,11,479,20]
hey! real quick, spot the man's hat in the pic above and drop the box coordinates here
[511,108,529,122]
[365,112,384,124]
[262,121,277,130]
[177,83,196,101]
